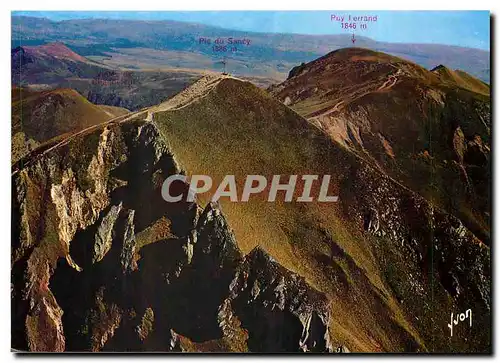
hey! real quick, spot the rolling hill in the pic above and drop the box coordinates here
[12,43,106,85]
[11,87,129,163]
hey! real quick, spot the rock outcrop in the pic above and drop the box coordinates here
[11,115,335,352]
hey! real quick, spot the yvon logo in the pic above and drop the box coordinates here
[448,309,472,337]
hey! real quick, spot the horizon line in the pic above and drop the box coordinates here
[11,12,491,52]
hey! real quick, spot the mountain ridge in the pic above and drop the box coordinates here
[270,47,490,246]
[11,42,202,111]
[19,42,89,63]
[11,49,491,353]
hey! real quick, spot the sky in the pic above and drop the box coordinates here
[13,11,490,50]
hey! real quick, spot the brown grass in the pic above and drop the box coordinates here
[153,77,425,352]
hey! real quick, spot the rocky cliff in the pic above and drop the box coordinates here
[11,115,337,352]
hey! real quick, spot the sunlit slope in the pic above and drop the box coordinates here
[431,64,490,96]
[152,77,422,352]
[270,48,491,246]
[152,77,489,352]
[11,87,128,163]
[98,104,131,117]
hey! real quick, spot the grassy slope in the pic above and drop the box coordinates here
[273,48,442,118]
[11,87,128,163]
[98,104,130,117]
[272,48,490,245]
[152,78,425,352]
[432,65,490,96]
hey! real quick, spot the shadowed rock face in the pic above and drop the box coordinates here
[226,247,333,352]
[12,69,490,353]
[12,120,184,351]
